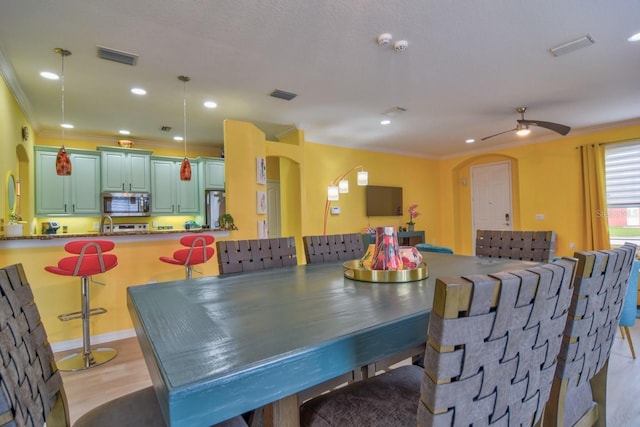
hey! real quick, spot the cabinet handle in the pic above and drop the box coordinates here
[129,183,132,191]
[64,204,67,213]
[122,183,125,191]
[72,204,76,213]
[172,205,175,212]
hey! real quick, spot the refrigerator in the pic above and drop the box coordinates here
[205,190,226,228]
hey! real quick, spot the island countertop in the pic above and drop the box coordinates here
[0,228,230,248]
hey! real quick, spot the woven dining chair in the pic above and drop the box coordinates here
[300,258,577,426]
[0,263,247,427]
[303,233,364,264]
[544,242,637,427]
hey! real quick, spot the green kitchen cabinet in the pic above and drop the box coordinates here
[202,157,225,190]
[35,146,101,216]
[150,157,200,214]
[98,146,152,192]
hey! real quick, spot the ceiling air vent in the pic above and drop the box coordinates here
[270,89,297,101]
[548,34,595,57]
[160,126,172,132]
[97,46,139,66]
[382,106,407,116]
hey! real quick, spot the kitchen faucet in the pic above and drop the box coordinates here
[100,214,113,235]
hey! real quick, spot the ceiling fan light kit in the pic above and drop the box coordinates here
[481,107,571,141]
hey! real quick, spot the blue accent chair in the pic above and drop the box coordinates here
[415,243,454,254]
[619,259,639,358]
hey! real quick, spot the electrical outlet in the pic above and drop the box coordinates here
[535,213,544,220]
[569,242,575,250]
[152,221,158,228]
[93,221,99,230]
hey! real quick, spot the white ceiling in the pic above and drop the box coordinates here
[1,0,639,158]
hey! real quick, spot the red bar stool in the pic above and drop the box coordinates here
[160,234,215,279]
[44,240,118,371]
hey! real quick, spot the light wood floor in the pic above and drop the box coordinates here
[60,322,640,425]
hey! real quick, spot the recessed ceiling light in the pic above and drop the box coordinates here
[131,87,147,95]
[119,129,130,135]
[465,139,475,144]
[380,120,391,125]
[61,123,74,129]
[40,71,59,80]
[204,101,218,109]
[173,136,183,142]
[628,32,640,42]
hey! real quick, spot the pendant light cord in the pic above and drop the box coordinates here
[182,78,187,158]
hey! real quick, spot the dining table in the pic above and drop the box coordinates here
[127,252,540,427]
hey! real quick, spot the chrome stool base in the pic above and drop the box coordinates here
[57,347,118,372]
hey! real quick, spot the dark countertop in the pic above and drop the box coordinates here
[0,228,231,248]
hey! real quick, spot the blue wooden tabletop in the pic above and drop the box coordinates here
[127,252,538,426]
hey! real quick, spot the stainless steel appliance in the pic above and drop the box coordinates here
[102,192,150,217]
[205,191,226,228]
[102,223,149,233]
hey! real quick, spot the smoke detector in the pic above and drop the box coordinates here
[393,40,408,52]
[377,33,392,45]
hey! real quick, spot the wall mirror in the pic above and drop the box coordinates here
[7,173,16,215]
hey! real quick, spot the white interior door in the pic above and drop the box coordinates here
[471,161,513,245]
[267,180,281,238]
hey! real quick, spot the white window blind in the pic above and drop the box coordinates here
[605,142,640,207]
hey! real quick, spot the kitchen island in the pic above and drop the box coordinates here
[0,228,230,349]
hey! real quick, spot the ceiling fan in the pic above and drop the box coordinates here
[481,107,571,141]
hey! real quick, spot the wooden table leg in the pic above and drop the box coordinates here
[264,394,300,427]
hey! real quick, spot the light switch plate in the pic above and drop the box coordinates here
[331,207,340,215]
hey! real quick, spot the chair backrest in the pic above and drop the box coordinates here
[46,240,118,277]
[172,235,215,266]
[620,259,639,327]
[544,242,637,426]
[216,237,297,275]
[303,234,364,264]
[0,264,70,426]
[417,258,577,426]
[475,230,556,262]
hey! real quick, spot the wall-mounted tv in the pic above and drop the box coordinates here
[366,186,403,216]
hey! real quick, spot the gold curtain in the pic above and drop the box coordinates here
[580,144,610,250]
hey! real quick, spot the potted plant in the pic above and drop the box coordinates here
[406,204,420,232]
[6,212,24,237]
[218,213,238,231]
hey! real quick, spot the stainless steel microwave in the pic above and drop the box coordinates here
[102,192,150,217]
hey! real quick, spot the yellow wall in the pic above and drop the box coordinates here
[438,125,640,256]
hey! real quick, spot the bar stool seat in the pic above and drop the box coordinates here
[160,234,215,279]
[45,240,118,371]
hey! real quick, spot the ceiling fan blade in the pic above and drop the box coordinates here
[481,128,517,141]
[518,119,571,136]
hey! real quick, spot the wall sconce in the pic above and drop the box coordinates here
[323,165,368,235]
[328,185,339,201]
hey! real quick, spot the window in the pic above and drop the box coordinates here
[604,141,640,244]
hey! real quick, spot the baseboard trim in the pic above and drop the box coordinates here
[51,329,137,353]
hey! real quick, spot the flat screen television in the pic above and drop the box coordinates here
[366,186,403,216]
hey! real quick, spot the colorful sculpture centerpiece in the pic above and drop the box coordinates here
[361,226,423,271]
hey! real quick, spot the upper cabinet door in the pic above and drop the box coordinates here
[99,147,152,192]
[35,149,69,215]
[128,152,151,192]
[101,151,127,192]
[70,153,101,214]
[203,158,225,190]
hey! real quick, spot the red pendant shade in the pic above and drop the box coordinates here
[180,157,192,181]
[56,146,72,176]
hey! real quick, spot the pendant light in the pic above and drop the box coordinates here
[55,48,72,176]
[178,75,192,181]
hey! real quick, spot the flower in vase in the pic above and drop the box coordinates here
[407,204,421,226]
